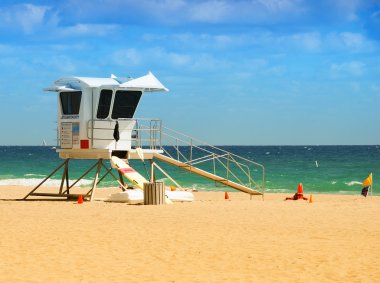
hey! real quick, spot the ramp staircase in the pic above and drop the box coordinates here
[133,120,265,196]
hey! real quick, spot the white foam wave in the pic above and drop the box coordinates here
[345,181,362,186]
[0,178,93,187]
[338,190,356,195]
[24,174,46,177]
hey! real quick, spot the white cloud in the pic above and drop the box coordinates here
[288,32,321,51]
[143,32,240,49]
[257,0,303,13]
[0,44,14,53]
[111,47,230,71]
[332,0,361,21]
[168,53,192,66]
[340,32,370,50]
[112,48,141,66]
[326,32,375,52]
[0,3,118,38]
[147,48,192,66]
[188,1,230,23]
[58,23,119,37]
[48,55,77,73]
[185,0,305,24]
[0,4,50,33]
[330,61,365,78]
[63,0,305,25]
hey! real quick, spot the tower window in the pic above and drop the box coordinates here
[60,91,82,115]
[97,89,113,119]
[111,91,142,119]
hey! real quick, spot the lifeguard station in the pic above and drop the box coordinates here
[24,72,265,201]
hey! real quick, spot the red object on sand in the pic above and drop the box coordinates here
[225,192,229,200]
[285,183,308,201]
[297,183,304,199]
[78,194,84,204]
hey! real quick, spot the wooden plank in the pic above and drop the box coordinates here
[28,193,86,199]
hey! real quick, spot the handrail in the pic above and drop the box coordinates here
[159,126,265,194]
[86,119,162,149]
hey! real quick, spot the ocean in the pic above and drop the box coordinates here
[0,145,378,195]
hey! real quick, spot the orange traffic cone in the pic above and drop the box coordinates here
[309,195,313,203]
[78,194,84,204]
[297,183,304,200]
[225,192,229,200]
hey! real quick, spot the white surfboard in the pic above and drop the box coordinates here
[111,156,147,189]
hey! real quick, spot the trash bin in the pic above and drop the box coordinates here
[143,181,165,205]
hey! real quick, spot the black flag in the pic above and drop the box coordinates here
[113,121,120,142]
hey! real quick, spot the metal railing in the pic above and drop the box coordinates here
[129,120,265,193]
[85,118,162,148]
[156,126,265,194]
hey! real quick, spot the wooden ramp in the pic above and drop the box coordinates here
[153,153,262,195]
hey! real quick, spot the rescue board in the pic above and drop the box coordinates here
[111,156,147,189]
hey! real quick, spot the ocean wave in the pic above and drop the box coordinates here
[268,188,289,193]
[0,178,93,187]
[345,181,362,186]
[338,190,356,195]
[24,174,46,177]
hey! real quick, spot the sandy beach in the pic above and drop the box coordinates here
[1,186,379,282]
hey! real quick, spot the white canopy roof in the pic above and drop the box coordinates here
[44,72,168,92]
[120,72,169,92]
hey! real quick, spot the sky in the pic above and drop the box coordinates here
[0,0,379,146]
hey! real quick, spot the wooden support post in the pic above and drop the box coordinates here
[118,171,125,187]
[59,159,69,194]
[24,158,138,201]
[150,160,155,182]
[62,160,100,194]
[65,161,70,195]
[23,159,68,199]
[89,159,102,201]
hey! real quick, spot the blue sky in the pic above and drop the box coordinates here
[0,0,379,145]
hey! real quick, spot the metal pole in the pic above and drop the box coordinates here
[91,88,94,149]
[190,138,193,168]
[262,167,265,201]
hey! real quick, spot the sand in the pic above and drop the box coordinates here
[1,186,380,282]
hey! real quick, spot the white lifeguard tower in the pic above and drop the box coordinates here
[49,71,167,159]
[25,72,169,200]
[24,71,265,201]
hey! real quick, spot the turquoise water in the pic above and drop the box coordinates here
[0,146,378,195]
